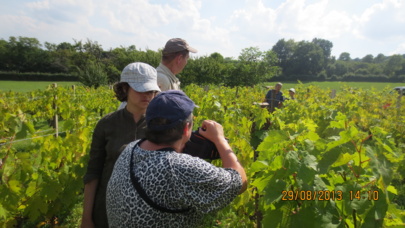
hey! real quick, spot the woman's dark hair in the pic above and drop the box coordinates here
[146,114,193,145]
[162,50,189,64]
[113,82,129,102]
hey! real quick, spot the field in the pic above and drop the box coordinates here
[0,80,404,93]
[1,82,404,227]
[0,81,79,93]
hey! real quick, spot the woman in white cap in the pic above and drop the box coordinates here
[81,62,161,228]
[288,88,296,100]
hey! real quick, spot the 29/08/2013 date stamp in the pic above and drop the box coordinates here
[281,190,380,201]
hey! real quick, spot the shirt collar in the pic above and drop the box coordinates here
[136,138,175,152]
[158,63,179,83]
[122,107,146,124]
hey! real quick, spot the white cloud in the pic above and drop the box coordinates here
[273,0,353,40]
[26,0,50,10]
[0,0,404,59]
[392,42,405,56]
[24,0,93,24]
[0,15,38,37]
[355,0,405,40]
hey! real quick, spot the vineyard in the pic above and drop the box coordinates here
[1,84,404,227]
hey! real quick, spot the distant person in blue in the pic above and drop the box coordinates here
[265,82,285,112]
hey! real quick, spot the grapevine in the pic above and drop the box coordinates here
[0,84,404,227]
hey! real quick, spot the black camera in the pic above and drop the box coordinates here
[183,129,222,160]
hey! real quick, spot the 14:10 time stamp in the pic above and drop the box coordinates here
[281,190,380,201]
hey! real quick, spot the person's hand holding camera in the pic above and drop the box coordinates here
[198,120,247,193]
[198,120,227,146]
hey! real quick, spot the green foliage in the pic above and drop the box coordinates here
[272,38,328,77]
[251,86,405,227]
[1,82,405,227]
[181,54,230,86]
[0,85,117,227]
[187,84,405,227]
[228,47,279,87]
[385,55,405,77]
[181,48,280,87]
[76,61,108,88]
[1,36,404,85]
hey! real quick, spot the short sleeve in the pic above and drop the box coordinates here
[172,155,242,213]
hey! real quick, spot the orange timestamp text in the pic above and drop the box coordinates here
[281,190,343,201]
[349,190,379,201]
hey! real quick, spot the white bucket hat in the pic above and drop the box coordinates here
[120,62,161,92]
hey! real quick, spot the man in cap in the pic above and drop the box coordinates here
[81,62,160,228]
[265,82,285,112]
[106,90,247,228]
[157,38,197,91]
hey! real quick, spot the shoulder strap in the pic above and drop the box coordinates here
[129,146,190,213]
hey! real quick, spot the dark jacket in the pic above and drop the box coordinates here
[83,107,146,228]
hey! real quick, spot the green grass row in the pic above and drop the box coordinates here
[0,81,78,92]
[0,80,404,93]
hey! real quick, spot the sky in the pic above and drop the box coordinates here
[1,0,405,59]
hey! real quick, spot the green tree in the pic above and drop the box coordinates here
[210,52,224,61]
[226,47,279,87]
[338,52,351,61]
[332,61,349,77]
[75,60,108,88]
[374,54,386,64]
[384,55,404,77]
[362,54,374,63]
[272,39,331,79]
[0,39,8,71]
[312,38,333,69]
[44,41,76,73]
[238,46,262,62]
[181,52,231,86]
[139,49,160,67]
[287,41,324,77]
[6,36,48,72]
[82,39,104,60]
[272,39,296,74]
[109,46,139,73]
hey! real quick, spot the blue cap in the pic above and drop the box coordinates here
[146,90,196,131]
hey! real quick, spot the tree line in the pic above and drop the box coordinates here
[272,38,405,82]
[0,36,404,87]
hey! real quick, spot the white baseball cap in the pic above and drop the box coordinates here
[120,62,161,92]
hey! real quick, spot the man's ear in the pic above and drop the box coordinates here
[183,123,191,136]
[176,54,183,64]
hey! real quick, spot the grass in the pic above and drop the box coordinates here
[0,81,79,93]
[1,80,404,93]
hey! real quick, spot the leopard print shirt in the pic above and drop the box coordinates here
[106,139,242,228]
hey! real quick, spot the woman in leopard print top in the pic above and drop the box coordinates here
[106,90,247,227]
